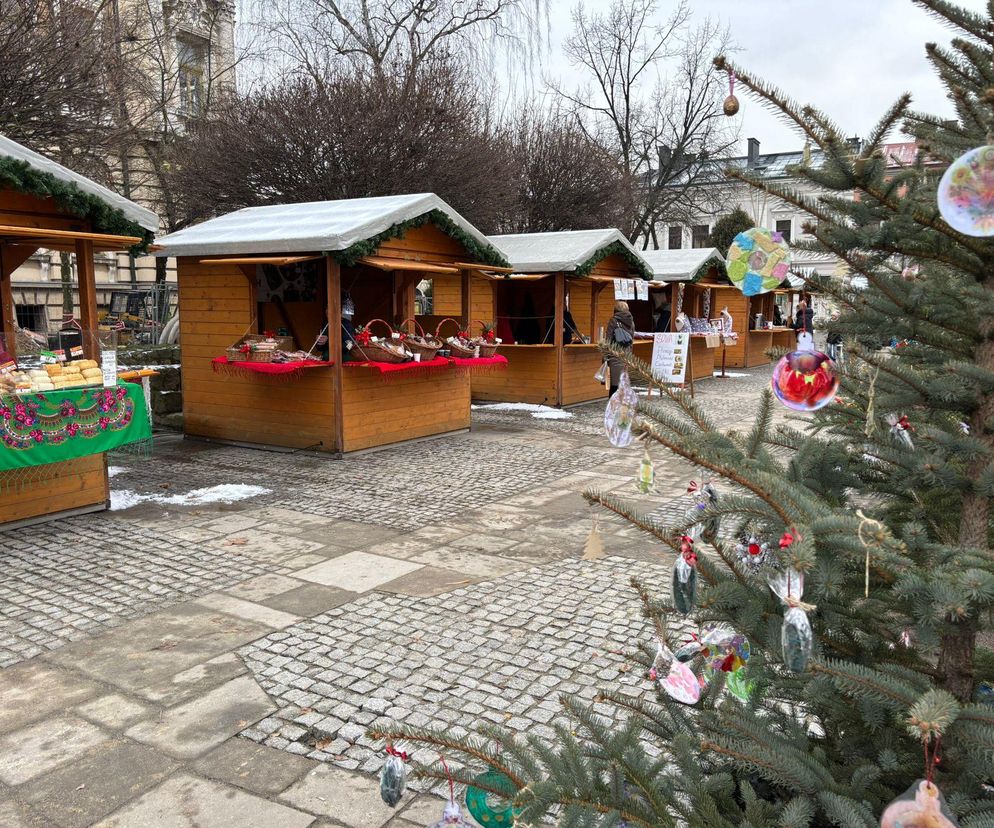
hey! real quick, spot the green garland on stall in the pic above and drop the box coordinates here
[331,209,511,269]
[686,252,729,284]
[0,156,154,254]
[573,240,653,281]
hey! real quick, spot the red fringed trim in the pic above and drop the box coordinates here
[344,356,452,377]
[448,355,508,371]
[211,357,334,381]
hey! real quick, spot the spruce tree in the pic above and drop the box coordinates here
[374,2,994,823]
[708,207,755,253]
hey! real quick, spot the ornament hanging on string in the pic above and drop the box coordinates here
[636,446,655,493]
[768,567,815,673]
[581,515,605,561]
[937,143,994,237]
[700,626,751,675]
[723,69,739,116]
[465,767,517,826]
[604,370,638,447]
[726,227,791,296]
[772,331,839,411]
[428,756,474,828]
[380,745,408,807]
[886,413,914,450]
[880,735,958,827]
[687,479,720,544]
[671,534,698,615]
[649,642,701,705]
[735,533,771,571]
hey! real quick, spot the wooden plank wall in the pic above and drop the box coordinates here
[178,259,337,450]
[0,454,108,525]
[471,345,558,405]
[562,346,608,405]
[713,287,749,367]
[341,368,471,451]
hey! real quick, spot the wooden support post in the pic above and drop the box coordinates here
[590,282,606,342]
[327,257,344,453]
[75,239,98,358]
[0,245,17,357]
[460,269,472,330]
[554,271,565,407]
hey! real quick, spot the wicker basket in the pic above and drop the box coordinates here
[435,318,477,359]
[352,319,412,364]
[472,320,499,358]
[399,318,441,361]
[228,334,293,363]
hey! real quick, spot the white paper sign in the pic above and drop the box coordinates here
[635,280,649,301]
[613,279,636,301]
[101,349,118,388]
[650,332,689,384]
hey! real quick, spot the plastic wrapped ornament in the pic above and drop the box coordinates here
[723,94,739,116]
[772,332,839,412]
[687,480,720,543]
[886,413,914,450]
[879,780,959,827]
[465,768,516,826]
[379,748,408,807]
[636,447,655,493]
[671,535,697,615]
[769,568,813,673]
[736,534,770,571]
[604,371,638,447]
[701,626,751,675]
[428,799,474,827]
[726,227,791,296]
[937,144,994,237]
[651,643,701,705]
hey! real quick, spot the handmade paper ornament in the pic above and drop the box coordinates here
[651,643,701,705]
[772,331,839,412]
[636,447,655,493]
[937,144,994,237]
[428,800,474,828]
[886,413,914,450]
[465,768,516,826]
[380,746,408,807]
[769,568,814,673]
[604,370,638,447]
[735,534,770,571]
[726,227,791,296]
[879,779,959,827]
[671,535,697,615]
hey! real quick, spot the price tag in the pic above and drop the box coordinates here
[69,346,84,359]
[101,350,118,388]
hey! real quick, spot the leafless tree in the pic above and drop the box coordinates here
[554,0,737,246]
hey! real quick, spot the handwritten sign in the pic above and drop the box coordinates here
[635,280,649,301]
[613,279,635,301]
[650,332,689,384]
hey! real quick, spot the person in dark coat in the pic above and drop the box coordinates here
[791,300,814,340]
[654,301,672,333]
[605,300,636,396]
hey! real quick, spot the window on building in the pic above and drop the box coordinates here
[691,224,710,248]
[178,38,207,116]
[15,304,47,333]
[775,219,792,243]
[667,226,683,250]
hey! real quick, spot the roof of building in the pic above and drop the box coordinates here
[640,247,727,282]
[486,229,651,277]
[155,193,501,262]
[0,133,159,233]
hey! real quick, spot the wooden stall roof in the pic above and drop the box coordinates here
[641,247,727,283]
[487,229,652,279]
[0,224,144,252]
[154,193,504,265]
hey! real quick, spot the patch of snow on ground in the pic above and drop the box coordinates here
[110,484,270,511]
[713,372,750,378]
[472,402,573,419]
[107,467,130,478]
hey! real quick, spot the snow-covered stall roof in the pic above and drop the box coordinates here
[487,229,651,278]
[0,133,159,233]
[640,247,726,283]
[155,193,502,263]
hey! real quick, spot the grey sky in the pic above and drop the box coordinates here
[535,0,989,156]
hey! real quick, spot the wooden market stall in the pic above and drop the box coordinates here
[156,193,510,454]
[461,229,653,406]
[0,134,158,528]
[639,248,728,380]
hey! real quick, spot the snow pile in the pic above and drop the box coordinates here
[107,467,130,478]
[110,483,270,511]
[472,402,574,420]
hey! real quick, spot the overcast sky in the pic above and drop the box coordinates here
[533,0,988,157]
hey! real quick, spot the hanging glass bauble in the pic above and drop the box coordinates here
[700,626,751,674]
[636,447,654,493]
[726,227,791,296]
[465,768,516,826]
[605,371,638,447]
[772,332,839,412]
[429,799,474,827]
[879,779,959,827]
[379,752,407,807]
[937,144,994,237]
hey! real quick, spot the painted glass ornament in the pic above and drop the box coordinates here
[428,799,474,827]
[772,331,839,412]
[379,749,407,807]
[726,227,791,296]
[700,626,751,674]
[604,371,638,447]
[879,780,959,827]
[465,768,516,826]
[671,535,697,615]
[769,568,813,673]
[886,414,914,450]
[652,643,701,705]
[636,447,655,493]
[937,144,994,237]
[735,534,770,571]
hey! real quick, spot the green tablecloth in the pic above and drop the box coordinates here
[0,383,151,471]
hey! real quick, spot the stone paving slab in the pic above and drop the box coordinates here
[0,717,108,786]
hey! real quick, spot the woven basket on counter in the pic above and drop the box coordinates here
[352,319,412,364]
[435,318,477,359]
[398,318,442,361]
[227,334,294,363]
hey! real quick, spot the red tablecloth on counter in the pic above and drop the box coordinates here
[344,356,452,375]
[447,355,508,369]
[211,357,333,379]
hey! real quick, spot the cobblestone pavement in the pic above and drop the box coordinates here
[0,368,782,827]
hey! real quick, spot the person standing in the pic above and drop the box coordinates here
[605,300,635,396]
[791,299,814,341]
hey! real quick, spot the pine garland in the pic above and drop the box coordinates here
[331,209,510,268]
[573,240,654,281]
[0,157,154,254]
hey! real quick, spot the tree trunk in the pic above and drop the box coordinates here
[155,256,168,285]
[59,252,74,317]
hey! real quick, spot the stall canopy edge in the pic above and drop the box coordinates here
[640,247,728,284]
[486,229,652,279]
